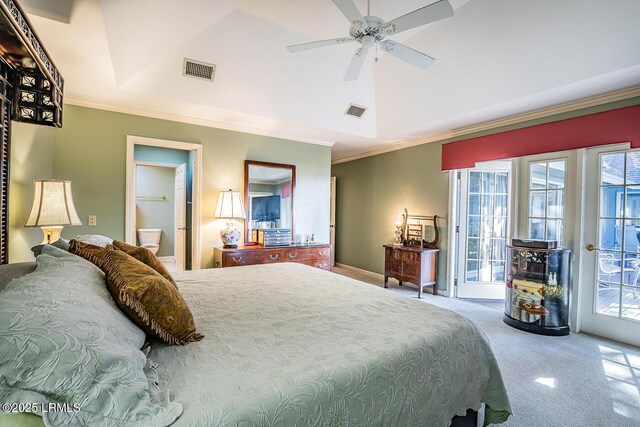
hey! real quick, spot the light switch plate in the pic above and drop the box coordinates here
[88,215,96,226]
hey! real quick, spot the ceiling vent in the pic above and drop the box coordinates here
[183,58,216,82]
[345,104,367,118]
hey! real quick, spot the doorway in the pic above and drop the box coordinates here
[581,145,640,347]
[125,136,202,270]
[455,161,512,299]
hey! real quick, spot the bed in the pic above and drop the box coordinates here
[0,249,510,427]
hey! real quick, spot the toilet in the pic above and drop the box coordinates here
[137,229,161,255]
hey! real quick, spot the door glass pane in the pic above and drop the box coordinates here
[598,251,623,284]
[530,191,545,217]
[597,282,620,317]
[466,261,479,281]
[626,152,640,185]
[469,172,482,193]
[495,172,508,193]
[529,219,545,239]
[622,254,640,286]
[599,219,620,251]
[600,186,624,218]
[468,216,480,237]
[494,217,507,238]
[625,186,640,218]
[478,260,492,281]
[530,163,547,189]
[482,172,494,193]
[621,286,640,320]
[623,222,640,253]
[469,194,480,215]
[601,153,625,186]
[491,261,505,282]
[546,219,562,242]
[547,190,564,218]
[548,161,566,189]
[467,238,479,259]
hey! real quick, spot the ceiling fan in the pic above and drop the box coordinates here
[286,0,454,81]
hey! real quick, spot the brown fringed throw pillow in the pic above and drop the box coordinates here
[112,240,177,288]
[102,249,203,346]
[69,239,113,270]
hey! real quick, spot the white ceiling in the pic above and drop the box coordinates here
[22,0,640,161]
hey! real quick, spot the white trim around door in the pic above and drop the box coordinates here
[126,135,203,270]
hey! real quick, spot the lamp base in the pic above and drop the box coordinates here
[40,226,64,244]
[220,222,241,248]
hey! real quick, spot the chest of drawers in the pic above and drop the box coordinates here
[383,244,439,298]
[214,244,332,271]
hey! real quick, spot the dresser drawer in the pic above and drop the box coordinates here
[252,249,286,264]
[402,261,421,282]
[223,252,257,266]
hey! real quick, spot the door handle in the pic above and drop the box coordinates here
[177,227,188,231]
[586,244,599,252]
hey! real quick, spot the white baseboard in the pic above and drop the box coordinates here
[158,256,176,263]
[334,263,448,297]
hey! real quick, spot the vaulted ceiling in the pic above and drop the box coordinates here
[22,0,640,161]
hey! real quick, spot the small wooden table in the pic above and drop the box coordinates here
[383,244,439,298]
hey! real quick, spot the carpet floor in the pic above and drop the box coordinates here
[333,266,640,427]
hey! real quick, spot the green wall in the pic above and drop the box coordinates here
[9,104,331,267]
[332,96,640,291]
[9,123,54,263]
[136,165,175,257]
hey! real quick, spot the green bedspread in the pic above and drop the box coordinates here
[152,263,511,426]
[1,262,510,426]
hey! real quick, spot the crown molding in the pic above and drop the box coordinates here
[331,86,640,165]
[331,132,453,165]
[64,97,335,147]
[451,86,640,137]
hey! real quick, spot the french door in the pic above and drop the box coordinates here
[457,163,511,299]
[582,146,640,347]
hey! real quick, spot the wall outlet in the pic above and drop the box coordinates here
[88,215,97,226]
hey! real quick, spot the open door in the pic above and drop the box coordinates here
[456,162,512,299]
[330,177,336,266]
[175,163,186,271]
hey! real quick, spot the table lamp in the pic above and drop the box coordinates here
[214,189,246,248]
[25,179,82,244]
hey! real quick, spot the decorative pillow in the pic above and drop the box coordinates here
[103,249,203,345]
[75,234,113,247]
[0,245,183,426]
[68,239,113,270]
[112,240,177,288]
[0,262,36,291]
[30,237,70,257]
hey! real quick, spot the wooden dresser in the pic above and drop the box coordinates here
[383,244,439,298]
[214,244,332,271]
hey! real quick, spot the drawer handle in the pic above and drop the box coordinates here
[319,250,327,256]
[232,256,243,262]
[288,253,297,259]
[269,254,279,260]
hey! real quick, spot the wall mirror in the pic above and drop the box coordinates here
[244,160,296,245]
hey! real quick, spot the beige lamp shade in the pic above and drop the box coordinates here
[26,180,82,227]
[214,189,246,219]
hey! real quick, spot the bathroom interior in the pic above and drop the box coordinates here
[134,145,193,271]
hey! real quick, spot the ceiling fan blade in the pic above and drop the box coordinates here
[379,40,435,69]
[382,0,454,35]
[343,47,369,81]
[332,0,366,25]
[287,37,354,53]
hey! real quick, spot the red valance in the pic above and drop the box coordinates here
[441,104,640,171]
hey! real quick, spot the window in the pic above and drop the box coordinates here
[528,160,566,245]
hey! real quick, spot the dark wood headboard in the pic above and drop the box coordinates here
[0,0,64,263]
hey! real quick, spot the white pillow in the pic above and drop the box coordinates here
[75,234,114,247]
